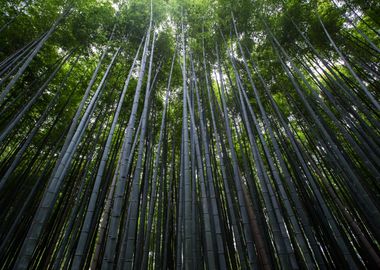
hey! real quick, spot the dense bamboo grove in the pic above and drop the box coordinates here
[0,0,379,269]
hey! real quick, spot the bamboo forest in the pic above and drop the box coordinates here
[0,0,380,269]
